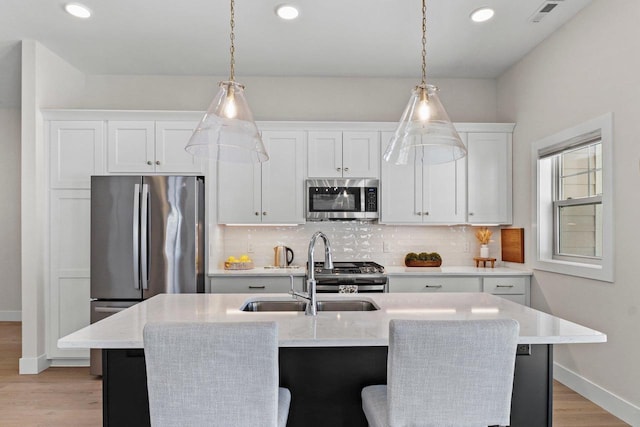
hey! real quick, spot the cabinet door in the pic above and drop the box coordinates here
[342,131,380,178]
[107,121,155,173]
[217,156,261,224]
[467,132,512,224]
[422,133,467,223]
[307,131,343,177]
[380,132,422,224]
[154,121,203,174]
[209,276,304,293]
[49,121,104,189]
[261,131,306,224]
[388,276,481,292]
[48,190,91,358]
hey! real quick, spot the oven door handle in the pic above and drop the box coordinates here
[315,284,386,293]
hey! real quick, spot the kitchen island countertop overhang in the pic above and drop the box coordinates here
[58,292,606,349]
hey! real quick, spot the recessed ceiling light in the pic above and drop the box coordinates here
[65,3,92,19]
[275,5,299,20]
[470,7,495,23]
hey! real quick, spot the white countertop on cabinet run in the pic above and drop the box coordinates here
[59,293,605,349]
[209,266,306,276]
[385,266,532,276]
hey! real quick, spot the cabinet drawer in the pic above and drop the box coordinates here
[483,277,526,295]
[493,294,527,305]
[389,277,481,293]
[210,277,303,293]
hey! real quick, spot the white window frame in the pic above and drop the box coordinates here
[532,113,614,282]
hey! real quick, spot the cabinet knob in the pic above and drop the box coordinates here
[344,167,349,172]
[263,211,267,216]
[469,212,474,216]
[336,167,341,172]
[155,160,161,165]
[255,212,260,216]
[424,211,429,216]
[416,212,422,216]
[147,161,152,165]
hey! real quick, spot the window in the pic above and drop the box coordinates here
[533,114,613,282]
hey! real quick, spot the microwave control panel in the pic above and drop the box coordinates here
[365,187,378,212]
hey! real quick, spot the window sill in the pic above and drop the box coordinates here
[533,258,613,282]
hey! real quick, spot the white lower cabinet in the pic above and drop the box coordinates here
[482,276,529,306]
[388,275,530,306]
[388,276,481,293]
[209,276,304,293]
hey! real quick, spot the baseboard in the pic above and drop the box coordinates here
[49,358,89,367]
[0,310,21,321]
[554,362,640,426]
[19,353,51,374]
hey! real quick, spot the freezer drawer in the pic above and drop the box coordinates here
[90,300,140,376]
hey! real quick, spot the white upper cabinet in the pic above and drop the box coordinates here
[107,120,202,174]
[218,130,306,224]
[381,132,466,224]
[466,132,512,224]
[307,131,380,178]
[49,121,104,189]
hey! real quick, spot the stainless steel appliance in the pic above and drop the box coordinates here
[89,175,205,374]
[306,178,379,221]
[274,245,294,267]
[310,261,387,293]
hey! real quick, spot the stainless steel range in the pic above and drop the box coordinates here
[311,261,387,293]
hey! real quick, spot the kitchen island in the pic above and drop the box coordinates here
[59,293,606,427]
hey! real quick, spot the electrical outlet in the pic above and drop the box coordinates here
[383,241,391,253]
[516,344,531,356]
[464,241,470,253]
[247,241,254,253]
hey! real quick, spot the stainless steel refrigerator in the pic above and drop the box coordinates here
[89,175,205,374]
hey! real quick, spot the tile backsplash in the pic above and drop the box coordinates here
[218,223,502,268]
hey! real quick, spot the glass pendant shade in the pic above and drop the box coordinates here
[383,84,467,165]
[185,81,269,163]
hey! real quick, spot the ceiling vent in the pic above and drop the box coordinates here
[530,0,564,23]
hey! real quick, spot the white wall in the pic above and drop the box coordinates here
[21,41,85,373]
[497,0,640,422]
[0,107,21,320]
[75,75,497,123]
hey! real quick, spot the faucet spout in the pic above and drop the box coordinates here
[290,231,333,316]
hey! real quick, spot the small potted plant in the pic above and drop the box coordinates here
[475,227,492,258]
[405,252,442,267]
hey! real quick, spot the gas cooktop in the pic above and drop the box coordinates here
[312,261,385,276]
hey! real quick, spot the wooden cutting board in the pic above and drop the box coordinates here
[501,228,524,263]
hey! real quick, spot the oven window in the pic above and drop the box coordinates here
[309,188,360,212]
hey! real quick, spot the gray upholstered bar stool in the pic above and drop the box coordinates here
[143,321,291,427]
[362,319,519,427]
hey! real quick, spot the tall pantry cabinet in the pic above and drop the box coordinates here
[44,111,205,363]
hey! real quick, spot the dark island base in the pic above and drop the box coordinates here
[103,345,552,427]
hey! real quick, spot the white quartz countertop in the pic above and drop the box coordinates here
[385,266,532,276]
[209,266,306,276]
[208,266,531,277]
[59,293,605,349]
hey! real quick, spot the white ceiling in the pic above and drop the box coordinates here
[0,0,592,106]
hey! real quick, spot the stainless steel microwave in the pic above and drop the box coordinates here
[306,178,379,221]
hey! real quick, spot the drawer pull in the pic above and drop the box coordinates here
[425,284,442,288]
[496,285,514,288]
[248,285,266,289]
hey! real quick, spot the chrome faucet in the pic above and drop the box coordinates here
[291,231,333,315]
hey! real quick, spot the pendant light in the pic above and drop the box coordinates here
[185,0,268,163]
[383,0,467,165]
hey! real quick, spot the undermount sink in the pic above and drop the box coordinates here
[240,298,379,312]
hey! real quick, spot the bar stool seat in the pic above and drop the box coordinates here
[144,321,290,427]
[362,319,519,427]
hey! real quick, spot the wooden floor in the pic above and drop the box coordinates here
[0,321,629,426]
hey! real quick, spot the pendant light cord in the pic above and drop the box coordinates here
[229,0,236,82]
[421,0,427,86]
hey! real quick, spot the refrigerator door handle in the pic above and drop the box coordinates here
[140,183,150,290]
[133,183,141,290]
